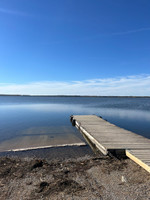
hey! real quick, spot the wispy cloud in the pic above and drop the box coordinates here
[0,8,32,17]
[0,74,150,96]
[112,27,150,36]
[47,27,150,45]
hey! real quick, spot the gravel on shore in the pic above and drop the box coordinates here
[0,145,150,200]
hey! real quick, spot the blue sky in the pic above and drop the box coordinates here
[0,0,150,95]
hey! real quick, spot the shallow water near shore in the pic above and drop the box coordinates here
[0,96,150,152]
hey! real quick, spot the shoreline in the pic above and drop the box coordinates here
[0,145,95,161]
[6,142,86,152]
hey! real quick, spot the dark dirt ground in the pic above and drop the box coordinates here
[0,146,150,200]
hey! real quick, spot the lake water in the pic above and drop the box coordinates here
[0,96,150,152]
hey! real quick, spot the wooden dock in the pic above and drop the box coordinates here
[71,115,150,173]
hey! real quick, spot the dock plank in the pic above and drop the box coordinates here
[126,149,150,173]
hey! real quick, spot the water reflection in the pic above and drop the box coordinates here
[0,104,150,122]
[1,103,150,122]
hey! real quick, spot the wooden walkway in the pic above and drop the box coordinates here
[71,115,150,173]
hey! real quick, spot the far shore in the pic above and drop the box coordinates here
[0,94,150,98]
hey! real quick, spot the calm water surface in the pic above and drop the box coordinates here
[0,96,150,152]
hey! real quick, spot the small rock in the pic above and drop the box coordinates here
[121,176,127,183]
[64,169,70,174]
[31,160,43,170]
[26,181,32,185]
[37,181,49,193]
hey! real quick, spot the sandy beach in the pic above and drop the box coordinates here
[0,145,150,200]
